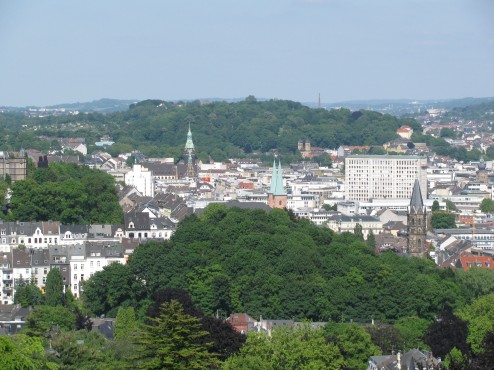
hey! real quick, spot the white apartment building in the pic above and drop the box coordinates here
[345,155,427,202]
[326,214,383,239]
[125,164,154,197]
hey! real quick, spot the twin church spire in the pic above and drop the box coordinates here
[267,159,286,209]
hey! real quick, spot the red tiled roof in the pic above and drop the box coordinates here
[459,255,494,271]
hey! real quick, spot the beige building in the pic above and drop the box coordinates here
[345,155,427,202]
[0,153,27,182]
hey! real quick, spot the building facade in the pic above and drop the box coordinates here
[345,155,427,202]
[124,164,154,197]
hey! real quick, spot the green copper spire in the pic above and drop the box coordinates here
[185,123,195,151]
[274,160,285,196]
[269,160,277,194]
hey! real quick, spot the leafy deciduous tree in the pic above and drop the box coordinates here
[224,324,345,370]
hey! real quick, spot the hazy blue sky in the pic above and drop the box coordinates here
[0,0,493,106]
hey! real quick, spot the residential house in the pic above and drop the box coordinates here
[0,305,30,335]
[368,349,441,370]
[59,225,89,245]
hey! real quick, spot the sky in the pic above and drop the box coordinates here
[0,0,493,106]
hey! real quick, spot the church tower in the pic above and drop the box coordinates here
[267,160,287,209]
[407,179,427,257]
[183,123,197,178]
[476,157,488,184]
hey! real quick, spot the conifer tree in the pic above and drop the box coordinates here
[44,268,65,307]
[132,300,220,369]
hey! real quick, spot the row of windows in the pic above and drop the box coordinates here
[0,237,58,244]
[73,261,101,269]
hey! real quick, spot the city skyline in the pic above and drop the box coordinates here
[0,0,493,107]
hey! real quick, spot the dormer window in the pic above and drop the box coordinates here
[128,222,135,229]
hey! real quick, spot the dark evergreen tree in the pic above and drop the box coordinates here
[44,268,65,307]
[424,307,470,360]
[132,300,220,369]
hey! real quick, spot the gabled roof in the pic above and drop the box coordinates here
[59,224,89,235]
[124,210,151,230]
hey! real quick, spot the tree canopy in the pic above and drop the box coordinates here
[4,162,123,224]
[85,206,468,323]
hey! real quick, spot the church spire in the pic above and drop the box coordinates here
[267,159,287,209]
[269,160,277,194]
[409,178,424,213]
[183,123,197,178]
[185,122,195,151]
[274,160,285,196]
[407,178,427,257]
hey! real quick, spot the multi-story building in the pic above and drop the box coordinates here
[0,252,14,304]
[345,155,427,202]
[0,152,27,182]
[125,164,154,197]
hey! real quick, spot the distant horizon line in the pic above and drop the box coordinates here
[1,95,493,109]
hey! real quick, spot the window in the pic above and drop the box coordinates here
[97,261,100,267]
[80,274,84,281]
[34,268,38,274]
[43,277,46,283]
[74,274,77,280]
[74,284,78,291]
[25,268,29,274]
[90,261,93,268]
[44,268,48,275]
[81,264,84,269]
[62,267,67,272]
[74,264,77,270]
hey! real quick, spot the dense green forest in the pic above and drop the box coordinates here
[0,98,421,162]
[83,205,475,323]
[5,206,494,369]
[2,97,491,162]
[1,163,123,224]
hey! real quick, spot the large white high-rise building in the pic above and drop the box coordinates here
[345,155,427,202]
[124,164,154,197]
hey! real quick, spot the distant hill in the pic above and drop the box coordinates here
[0,98,137,114]
[318,97,494,116]
[44,98,138,113]
[442,99,494,122]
